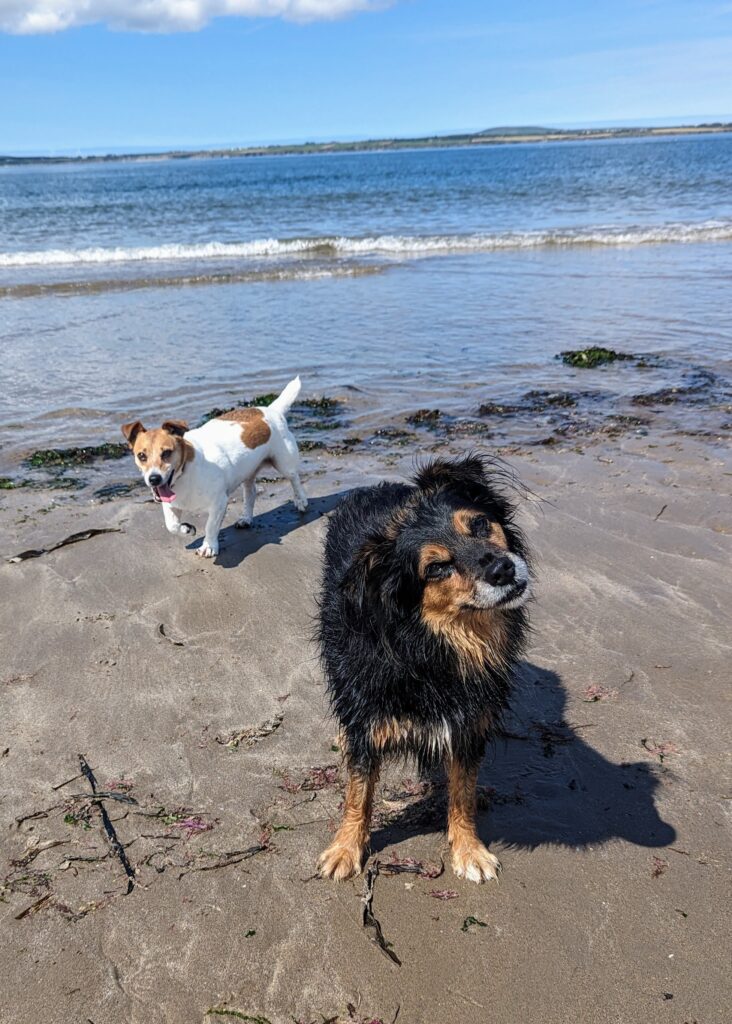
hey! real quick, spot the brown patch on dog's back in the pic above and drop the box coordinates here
[217,407,271,449]
[452,508,509,549]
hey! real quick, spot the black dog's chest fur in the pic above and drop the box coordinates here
[318,474,529,772]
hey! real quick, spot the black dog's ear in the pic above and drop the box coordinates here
[341,533,397,609]
[161,419,188,437]
[121,420,145,447]
[415,455,490,501]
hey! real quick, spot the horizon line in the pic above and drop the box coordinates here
[4,116,732,160]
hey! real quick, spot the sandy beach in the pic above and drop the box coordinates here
[1,424,729,1024]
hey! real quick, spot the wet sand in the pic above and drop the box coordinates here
[1,429,730,1024]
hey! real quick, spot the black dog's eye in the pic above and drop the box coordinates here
[424,561,454,581]
[138,452,148,462]
[471,515,491,538]
[161,449,173,460]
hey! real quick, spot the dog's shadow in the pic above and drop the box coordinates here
[371,662,676,854]
[186,490,346,570]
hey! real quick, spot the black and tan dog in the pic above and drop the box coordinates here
[316,456,531,883]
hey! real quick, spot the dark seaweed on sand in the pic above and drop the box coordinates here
[1,476,88,492]
[25,443,128,468]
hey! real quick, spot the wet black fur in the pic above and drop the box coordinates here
[317,455,531,776]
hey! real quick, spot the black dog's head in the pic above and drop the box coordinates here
[344,456,532,630]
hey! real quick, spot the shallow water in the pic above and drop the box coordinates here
[1,136,731,484]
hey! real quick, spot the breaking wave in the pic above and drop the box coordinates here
[2,222,732,268]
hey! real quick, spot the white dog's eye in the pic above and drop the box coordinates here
[138,452,147,462]
[161,449,173,460]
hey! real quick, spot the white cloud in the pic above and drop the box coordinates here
[0,0,388,34]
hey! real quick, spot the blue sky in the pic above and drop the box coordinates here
[2,1,732,154]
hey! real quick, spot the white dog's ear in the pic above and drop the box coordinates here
[161,419,188,437]
[121,420,145,446]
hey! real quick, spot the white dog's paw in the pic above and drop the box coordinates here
[294,498,308,513]
[452,841,501,884]
[197,542,218,558]
[234,517,252,530]
[167,522,195,537]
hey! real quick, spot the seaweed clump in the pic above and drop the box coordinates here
[244,393,341,412]
[25,443,127,469]
[296,396,340,413]
[523,389,579,408]
[478,401,523,416]
[558,348,634,369]
[1,474,86,491]
[245,392,279,407]
[200,393,343,427]
[372,427,417,446]
[406,408,442,427]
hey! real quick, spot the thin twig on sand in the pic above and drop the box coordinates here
[78,755,135,894]
[52,771,84,791]
[361,863,401,966]
[177,843,270,880]
[14,893,53,920]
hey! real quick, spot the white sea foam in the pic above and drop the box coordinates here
[2,222,732,268]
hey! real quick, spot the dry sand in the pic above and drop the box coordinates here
[1,433,730,1024]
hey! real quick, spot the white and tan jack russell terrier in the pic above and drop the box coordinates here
[122,377,308,559]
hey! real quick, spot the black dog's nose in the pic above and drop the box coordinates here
[148,472,163,486]
[485,556,515,587]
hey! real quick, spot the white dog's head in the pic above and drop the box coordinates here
[121,419,192,503]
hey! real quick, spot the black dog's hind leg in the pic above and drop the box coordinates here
[446,753,501,883]
[318,760,380,881]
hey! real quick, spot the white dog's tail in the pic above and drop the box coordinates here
[268,376,302,416]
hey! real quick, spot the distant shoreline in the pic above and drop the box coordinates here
[3,122,732,167]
